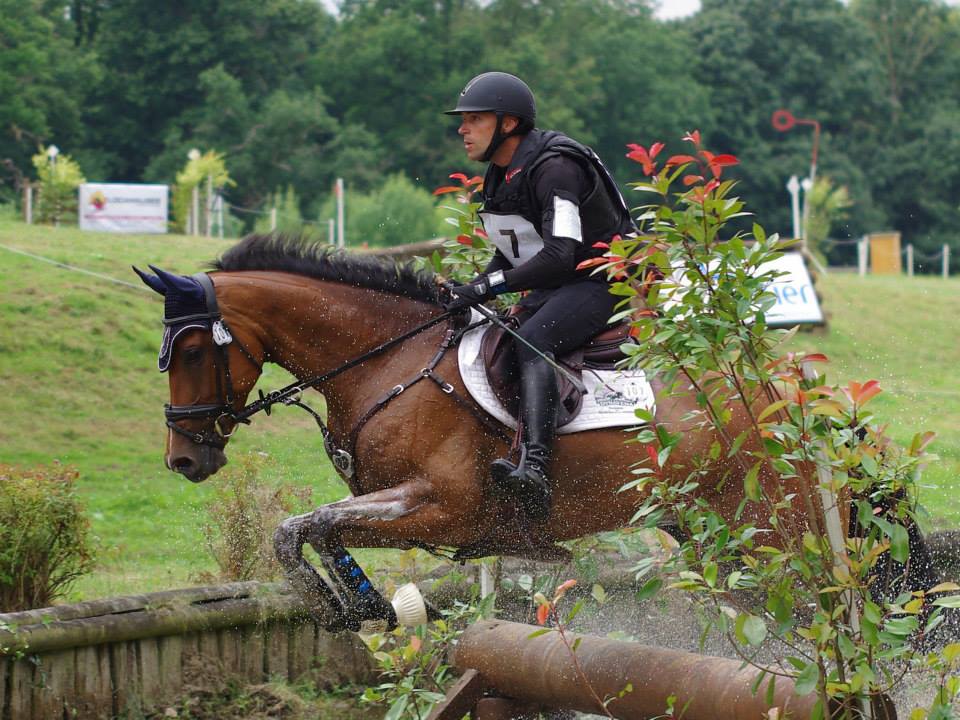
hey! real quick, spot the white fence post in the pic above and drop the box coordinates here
[336,178,345,248]
[205,175,213,238]
[857,236,868,277]
[191,186,200,236]
[944,244,950,279]
[270,207,277,232]
[328,218,335,246]
[24,184,33,224]
[906,244,914,277]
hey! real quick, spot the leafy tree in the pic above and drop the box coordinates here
[83,0,334,181]
[145,64,383,219]
[0,0,98,198]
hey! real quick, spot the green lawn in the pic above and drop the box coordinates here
[1,220,958,603]
[785,272,960,527]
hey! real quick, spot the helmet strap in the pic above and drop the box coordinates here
[481,112,507,163]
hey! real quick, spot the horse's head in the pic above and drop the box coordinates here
[134,265,263,482]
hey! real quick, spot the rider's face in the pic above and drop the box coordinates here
[458,112,497,162]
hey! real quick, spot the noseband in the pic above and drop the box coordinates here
[163,273,262,449]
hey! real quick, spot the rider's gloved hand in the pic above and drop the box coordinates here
[443,275,493,312]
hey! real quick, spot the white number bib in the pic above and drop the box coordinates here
[479,211,544,267]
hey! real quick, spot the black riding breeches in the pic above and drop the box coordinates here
[515,279,619,365]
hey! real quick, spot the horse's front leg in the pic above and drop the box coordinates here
[294,479,475,632]
[273,511,351,631]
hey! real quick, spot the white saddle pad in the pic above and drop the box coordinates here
[457,310,656,435]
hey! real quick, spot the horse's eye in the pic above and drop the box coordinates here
[183,346,204,365]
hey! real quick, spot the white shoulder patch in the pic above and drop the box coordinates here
[552,196,582,242]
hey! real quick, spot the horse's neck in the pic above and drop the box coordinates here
[219,271,437,387]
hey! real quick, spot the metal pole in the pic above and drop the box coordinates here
[24,185,32,225]
[328,219,335,246]
[336,178,345,248]
[858,237,868,277]
[270,207,277,232]
[943,244,949,279]
[786,175,801,240]
[191,186,200,236]
[205,175,213,238]
[906,244,914,277]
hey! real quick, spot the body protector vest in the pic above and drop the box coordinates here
[479,130,637,271]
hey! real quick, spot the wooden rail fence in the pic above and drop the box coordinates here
[0,582,373,720]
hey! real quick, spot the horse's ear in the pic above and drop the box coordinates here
[148,264,205,301]
[132,265,167,296]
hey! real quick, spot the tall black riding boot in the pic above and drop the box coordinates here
[490,355,559,522]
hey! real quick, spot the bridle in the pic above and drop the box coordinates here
[163,272,263,449]
[164,272,458,452]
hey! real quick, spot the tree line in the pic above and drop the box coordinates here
[3,0,959,264]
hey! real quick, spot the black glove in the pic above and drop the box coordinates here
[443,276,493,312]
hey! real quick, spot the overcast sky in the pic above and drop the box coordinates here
[655,0,700,20]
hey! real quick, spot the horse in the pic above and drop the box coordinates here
[133,234,929,633]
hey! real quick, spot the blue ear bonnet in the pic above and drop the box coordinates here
[132,265,211,372]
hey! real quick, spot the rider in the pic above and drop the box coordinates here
[443,71,636,522]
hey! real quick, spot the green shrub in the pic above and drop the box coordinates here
[0,463,94,612]
[201,453,312,582]
[31,149,85,226]
[317,173,445,248]
[172,150,234,234]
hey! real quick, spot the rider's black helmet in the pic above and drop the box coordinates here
[446,72,536,161]
[445,72,537,129]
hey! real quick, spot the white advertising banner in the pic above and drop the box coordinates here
[762,252,824,326]
[79,183,168,234]
[669,251,823,326]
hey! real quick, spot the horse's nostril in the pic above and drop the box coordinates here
[171,456,196,474]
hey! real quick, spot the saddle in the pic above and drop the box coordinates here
[479,309,635,429]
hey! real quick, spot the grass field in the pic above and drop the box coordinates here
[1,219,958,603]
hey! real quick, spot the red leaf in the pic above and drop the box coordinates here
[665,154,697,168]
[857,380,883,406]
[703,178,720,194]
[646,445,660,469]
[592,241,610,250]
[475,228,488,239]
[576,257,608,270]
[449,172,469,184]
[536,603,551,626]
[456,234,473,246]
[409,636,422,652]
[682,174,703,186]
[649,141,665,159]
[433,186,462,196]
[803,353,829,364]
[467,175,484,186]
[682,129,702,147]
[626,144,657,176]
[712,154,739,166]
[554,579,577,600]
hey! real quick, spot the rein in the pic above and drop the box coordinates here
[164,272,461,452]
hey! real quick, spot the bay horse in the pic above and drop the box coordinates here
[134,234,922,633]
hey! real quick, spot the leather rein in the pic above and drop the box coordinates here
[164,273,507,481]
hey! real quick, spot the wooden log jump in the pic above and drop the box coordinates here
[429,620,897,720]
[0,582,373,720]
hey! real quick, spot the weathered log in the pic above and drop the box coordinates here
[451,620,896,720]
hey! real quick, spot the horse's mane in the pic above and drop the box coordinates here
[211,233,440,304]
